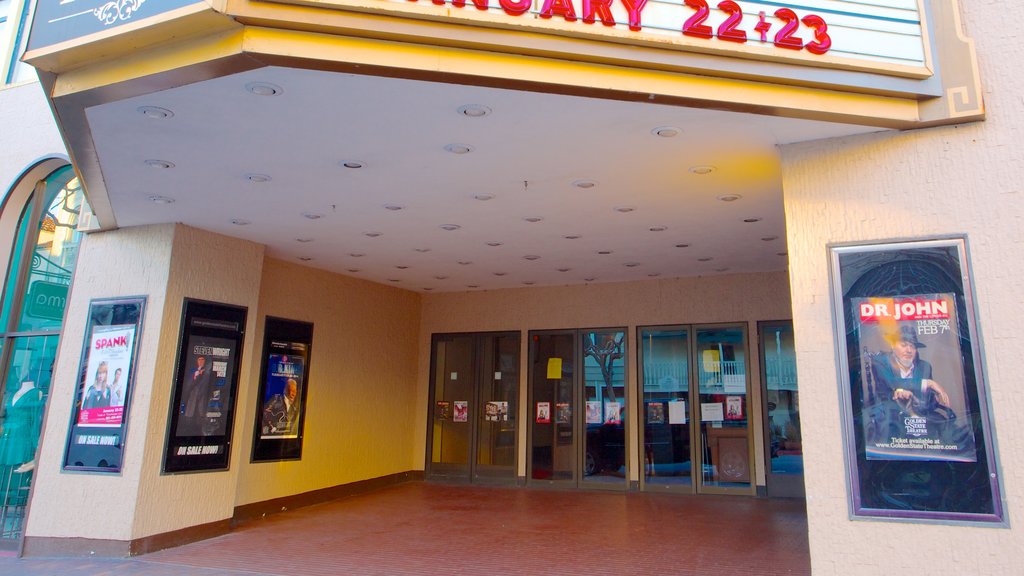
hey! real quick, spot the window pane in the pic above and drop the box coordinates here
[17,166,82,332]
[640,327,692,487]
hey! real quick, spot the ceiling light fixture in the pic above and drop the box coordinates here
[474,193,495,201]
[584,277,596,282]
[445,143,473,154]
[563,235,581,240]
[302,212,324,220]
[614,206,636,213]
[649,225,667,232]
[137,106,173,119]
[364,232,383,238]
[396,265,409,270]
[440,224,461,231]
[384,204,404,211]
[423,287,434,291]
[523,281,536,285]
[572,179,597,189]
[346,268,360,273]
[144,159,175,169]
[388,279,401,283]
[348,252,365,258]
[245,82,283,96]
[523,255,541,261]
[697,257,713,262]
[298,256,313,262]
[467,284,480,288]
[230,218,250,226]
[246,173,271,183]
[716,194,742,202]
[761,236,779,241]
[652,126,681,138]
[743,217,763,223]
[296,238,313,243]
[434,275,448,280]
[148,195,175,204]
[414,248,431,253]
[689,165,716,175]
[648,272,661,277]
[557,267,571,272]
[458,104,492,117]
[493,272,507,276]
[486,241,503,247]
[340,160,364,169]
[457,260,472,265]
[597,250,613,255]
[675,243,690,248]
[624,262,641,268]
[523,217,543,223]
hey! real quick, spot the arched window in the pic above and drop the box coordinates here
[0,164,83,546]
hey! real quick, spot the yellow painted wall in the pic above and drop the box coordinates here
[417,271,793,484]
[232,257,421,507]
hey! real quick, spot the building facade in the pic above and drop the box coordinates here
[0,0,1020,572]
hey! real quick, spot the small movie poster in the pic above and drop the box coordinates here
[536,401,551,424]
[725,396,744,421]
[854,293,977,462]
[555,402,571,424]
[435,400,451,421]
[484,401,509,422]
[604,401,621,425]
[586,401,602,424]
[647,402,665,425]
[453,400,469,422]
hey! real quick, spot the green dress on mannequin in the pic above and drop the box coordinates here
[0,381,44,468]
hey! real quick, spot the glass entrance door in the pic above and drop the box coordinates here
[529,329,628,489]
[427,332,519,483]
[639,327,693,491]
[760,321,804,497]
[695,325,754,495]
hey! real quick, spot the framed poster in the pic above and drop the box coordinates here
[163,299,247,473]
[251,317,314,462]
[63,297,146,473]
[830,238,1003,524]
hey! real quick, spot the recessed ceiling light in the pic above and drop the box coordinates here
[614,206,636,213]
[523,217,543,223]
[384,204,404,211]
[423,287,434,291]
[493,272,507,276]
[245,82,283,96]
[557,267,571,272]
[230,218,250,226]
[717,194,742,202]
[777,252,788,256]
[457,260,472,265]
[523,255,541,261]
[563,235,581,240]
[523,281,535,285]
[298,256,313,262]
[302,212,323,220]
[148,195,175,204]
[348,252,365,258]
[743,217,763,223]
[144,159,175,169]
[340,160,364,169]
[445,143,473,154]
[246,173,271,183]
[572,179,597,189]
[296,238,313,243]
[624,262,641,268]
[137,106,173,119]
[761,236,779,241]
[675,243,690,248]
[396,265,409,270]
[440,224,461,231]
[414,247,431,253]
[689,165,716,175]
[698,257,713,262]
[434,275,448,280]
[597,250,613,255]
[388,279,401,283]
[652,126,681,138]
[346,268,360,273]
[486,241,503,247]
[649,225,667,232]
[648,272,661,277]
[474,193,495,201]
[458,104,492,117]
[467,284,479,288]
[584,277,597,282]
[364,232,383,238]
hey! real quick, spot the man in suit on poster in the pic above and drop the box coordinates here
[179,355,213,436]
[262,378,300,436]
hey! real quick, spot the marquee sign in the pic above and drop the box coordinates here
[27,0,201,52]
[274,0,931,76]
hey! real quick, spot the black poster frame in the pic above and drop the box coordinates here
[162,299,247,473]
[829,237,1003,524]
[251,317,314,462]
[62,296,147,473]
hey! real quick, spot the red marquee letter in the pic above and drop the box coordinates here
[583,0,615,26]
[499,0,531,15]
[540,0,578,21]
[619,0,648,31]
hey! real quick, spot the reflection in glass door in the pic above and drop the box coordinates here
[760,321,804,497]
[696,326,753,494]
[639,327,693,491]
[529,329,627,489]
[427,333,519,483]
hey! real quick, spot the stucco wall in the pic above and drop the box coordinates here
[232,257,421,507]
[0,82,64,200]
[780,2,1023,573]
[26,224,177,541]
[417,271,793,484]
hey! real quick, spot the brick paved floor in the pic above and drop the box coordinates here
[0,482,809,575]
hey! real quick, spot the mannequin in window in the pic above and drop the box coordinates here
[0,379,45,474]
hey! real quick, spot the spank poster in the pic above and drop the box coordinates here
[855,293,977,463]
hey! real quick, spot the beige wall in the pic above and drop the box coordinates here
[780,3,1022,573]
[233,257,421,506]
[418,272,793,484]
